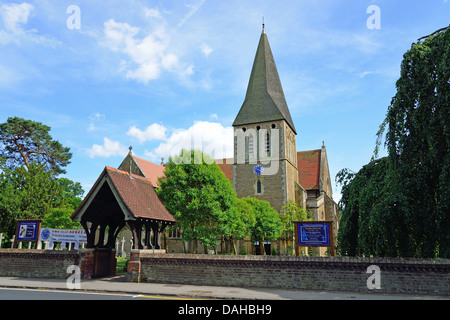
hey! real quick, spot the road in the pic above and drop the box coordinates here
[0,287,177,300]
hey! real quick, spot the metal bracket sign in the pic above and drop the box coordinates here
[294,221,334,256]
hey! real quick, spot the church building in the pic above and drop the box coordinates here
[74,26,339,256]
[222,26,340,250]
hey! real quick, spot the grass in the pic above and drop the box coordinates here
[116,257,129,275]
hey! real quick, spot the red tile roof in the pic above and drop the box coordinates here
[297,149,321,190]
[216,158,233,182]
[72,166,175,223]
[105,166,175,222]
[132,155,166,188]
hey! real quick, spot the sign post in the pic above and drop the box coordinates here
[14,219,42,249]
[294,221,334,256]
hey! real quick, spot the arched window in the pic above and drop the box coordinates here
[257,180,262,194]
[265,132,270,156]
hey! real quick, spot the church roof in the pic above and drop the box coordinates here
[215,158,233,182]
[117,152,165,188]
[132,155,165,188]
[297,149,321,190]
[233,30,296,134]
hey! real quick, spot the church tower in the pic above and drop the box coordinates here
[232,26,299,212]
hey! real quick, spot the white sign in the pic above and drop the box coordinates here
[39,228,87,249]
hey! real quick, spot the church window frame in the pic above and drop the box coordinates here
[256,180,262,195]
[265,132,270,157]
[248,134,255,158]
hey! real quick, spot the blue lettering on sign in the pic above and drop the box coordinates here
[297,222,330,246]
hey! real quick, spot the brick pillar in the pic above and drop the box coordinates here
[127,249,142,282]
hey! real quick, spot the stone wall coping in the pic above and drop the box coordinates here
[139,253,450,265]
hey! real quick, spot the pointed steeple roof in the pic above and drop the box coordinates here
[233,29,296,134]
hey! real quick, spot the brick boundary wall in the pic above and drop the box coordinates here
[133,253,450,296]
[0,249,96,280]
[0,249,81,279]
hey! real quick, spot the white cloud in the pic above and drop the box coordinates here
[144,8,162,19]
[87,137,128,158]
[0,2,33,34]
[145,121,233,161]
[87,113,105,132]
[101,14,194,83]
[0,2,60,47]
[200,42,213,57]
[127,123,167,143]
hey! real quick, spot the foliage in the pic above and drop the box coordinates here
[280,200,311,239]
[0,161,84,236]
[157,149,237,253]
[219,197,256,254]
[243,197,283,255]
[280,200,312,255]
[0,163,61,236]
[0,117,72,175]
[336,158,410,257]
[337,27,450,258]
[42,207,81,229]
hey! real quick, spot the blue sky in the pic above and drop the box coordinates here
[0,0,449,201]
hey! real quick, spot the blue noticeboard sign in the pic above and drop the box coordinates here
[16,220,41,242]
[297,222,331,246]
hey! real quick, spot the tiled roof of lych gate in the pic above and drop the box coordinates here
[71,165,175,223]
[297,149,321,190]
[105,166,175,222]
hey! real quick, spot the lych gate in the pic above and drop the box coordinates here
[71,166,175,277]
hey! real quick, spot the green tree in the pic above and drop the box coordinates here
[336,158,409,257]
[42,207,80,229]
[219,197,256,254]
[243,197,283,255]
[376,27,450,258]
[337,27,450,258]
[0,163,63,237]
[280,200,311,255]
[0,117,72,175]
[157,149,236,253]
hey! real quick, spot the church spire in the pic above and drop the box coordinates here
[233,28,296,134]
[262,16,265,34]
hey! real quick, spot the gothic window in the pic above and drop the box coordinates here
[257,180,262,194]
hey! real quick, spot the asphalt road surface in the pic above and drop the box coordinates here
[0,287,174,300]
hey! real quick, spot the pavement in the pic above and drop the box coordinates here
[0,275,448,300]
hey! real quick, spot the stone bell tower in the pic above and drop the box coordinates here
[232,26,299,212]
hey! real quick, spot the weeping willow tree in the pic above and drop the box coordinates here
[337,26,450,258]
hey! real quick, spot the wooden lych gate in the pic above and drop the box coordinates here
[71,166,175,277]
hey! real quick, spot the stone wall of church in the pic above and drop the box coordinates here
[234,163,287,212]
[233,119,301,213]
